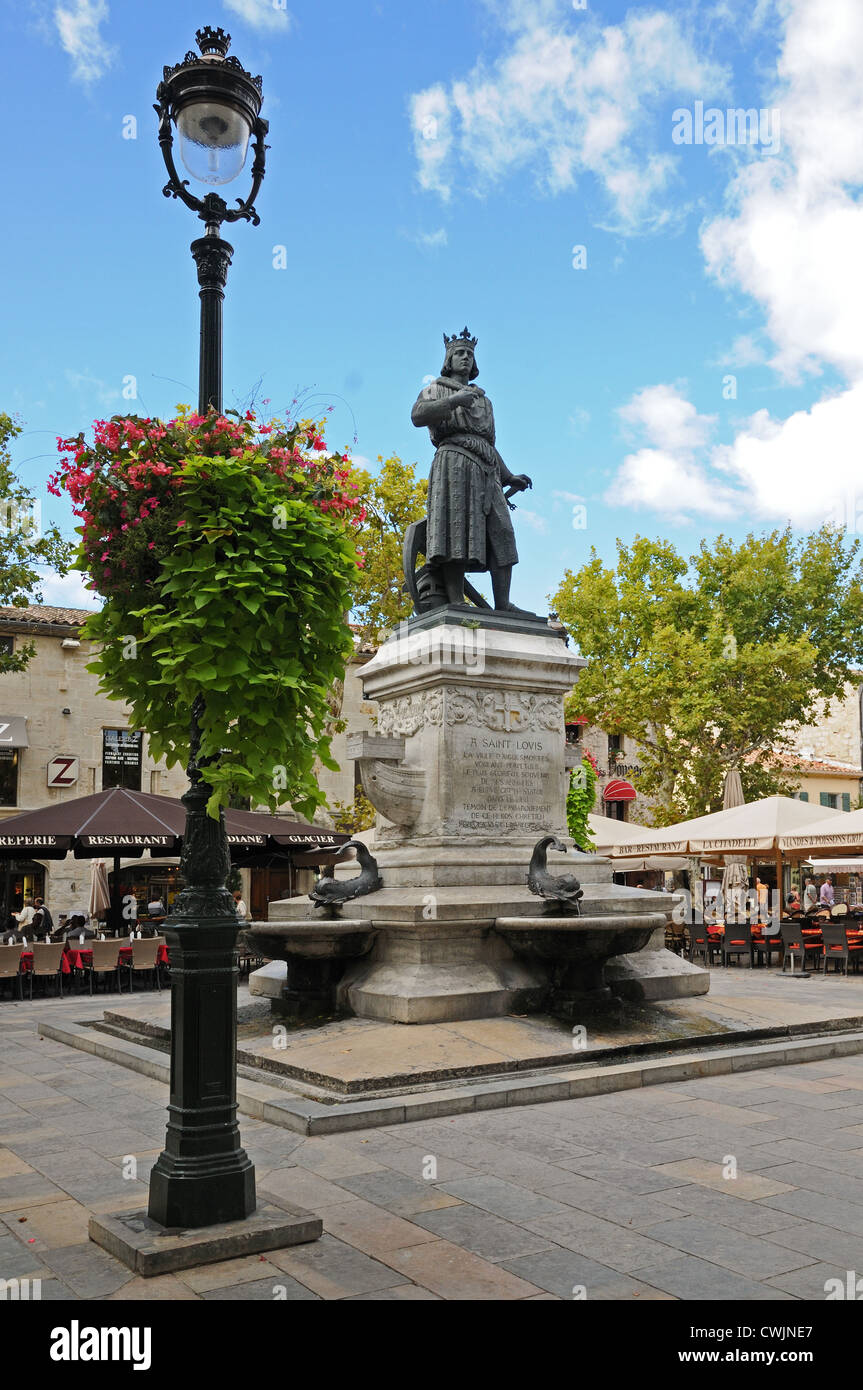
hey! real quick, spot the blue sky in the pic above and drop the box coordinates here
[3,0,863,616]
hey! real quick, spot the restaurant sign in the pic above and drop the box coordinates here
[81,835,175,847]
[47,756,79,788]
[0,834,59,847]
[281,834,340,844]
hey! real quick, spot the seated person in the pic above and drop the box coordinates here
[63,913,96,941]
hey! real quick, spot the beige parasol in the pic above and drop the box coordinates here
[720,770,748,916]
[88,859,111,919]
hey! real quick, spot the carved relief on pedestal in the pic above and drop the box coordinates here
[444,688,562,734]
[375,687,563,737]
[377,689,443,737]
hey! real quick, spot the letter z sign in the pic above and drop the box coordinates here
[47,756,79,788]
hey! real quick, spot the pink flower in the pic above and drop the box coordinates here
[177,520,186,528]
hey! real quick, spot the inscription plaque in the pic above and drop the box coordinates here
[445,724,561,837]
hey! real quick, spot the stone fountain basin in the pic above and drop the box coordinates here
[494,913,666,963]
[242,920,377,962]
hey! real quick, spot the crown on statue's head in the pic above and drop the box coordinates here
[443,327,478,352]
[196,26,231,57]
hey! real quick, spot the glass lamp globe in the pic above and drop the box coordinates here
[176,101,252,186]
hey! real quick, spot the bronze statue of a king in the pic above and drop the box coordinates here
[404,328,535,616]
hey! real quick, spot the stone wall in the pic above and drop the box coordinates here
[790,679,863,768]
[0,615,188,912]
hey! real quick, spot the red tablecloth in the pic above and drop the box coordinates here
[20,951,71,975]
[65,944,169,970]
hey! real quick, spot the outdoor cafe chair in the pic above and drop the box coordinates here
[0,943,24,1001]
[721,921,756,968]
[150,935,170,987]
[751,925,783,968]
[123,937,162,992]
[821,922,863,977]
[28,942,65,1000]
[780,921,821,974]
[81,939,125,995]
[687,922,716,967]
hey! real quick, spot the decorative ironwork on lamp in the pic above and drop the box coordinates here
[154,27,269,413]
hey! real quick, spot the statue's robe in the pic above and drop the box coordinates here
[414,377,519,571]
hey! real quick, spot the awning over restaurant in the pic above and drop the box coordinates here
[0,787,350,860]
[606,795,840,858]
[0,716,28,748]
[603,779,637,802]
[780,805,863,854]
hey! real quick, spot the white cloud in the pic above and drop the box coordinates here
[552,489,584,503]
[406,228,448,250]
[53,0,114,84]
[37,569,101,610]
[608,378,863,529]
[714,382,863,527]
[410,3,728,230]
[713,334,767,369]
[603,2,863,529]
[609,385,737,521]
[517,509,548,533]
[701,0,863,382]
[410,86,453,199]
[619,383,717,454]
[609,446,739,522]
[65,369,120,407]
[223,0,293,33]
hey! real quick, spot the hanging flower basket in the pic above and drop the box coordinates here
[51,407,365,819]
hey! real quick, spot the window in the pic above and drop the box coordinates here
[565,723,583,746]
[0,749,17,806]
[842,792,851,813]
[607,733,623,763]
[0,636,12,657]
[798,791,809,802]
[102,729,143,790]
[820,792,838,809]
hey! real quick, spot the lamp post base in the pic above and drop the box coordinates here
[146,908,256,1229]
[148,1156,256,1230]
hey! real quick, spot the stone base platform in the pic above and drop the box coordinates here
[39,971,863,1134]
[89,1199,321,1277]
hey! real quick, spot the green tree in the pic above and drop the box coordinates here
[350,454,427,643]
[329,789,376,835]
[0,413,69,673]
[552,528,863,825]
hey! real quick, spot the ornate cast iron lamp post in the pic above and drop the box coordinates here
[147,27,268,1228]
[155,24,268,415]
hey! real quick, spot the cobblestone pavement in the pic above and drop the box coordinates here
[1,1001,862,1300]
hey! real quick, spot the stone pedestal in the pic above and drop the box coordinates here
[258,612,708,1024]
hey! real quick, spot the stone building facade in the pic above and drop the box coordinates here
[0,606,190,915]
[789,678,863,772]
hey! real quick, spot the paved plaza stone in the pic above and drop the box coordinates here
[0,994,862,1300]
